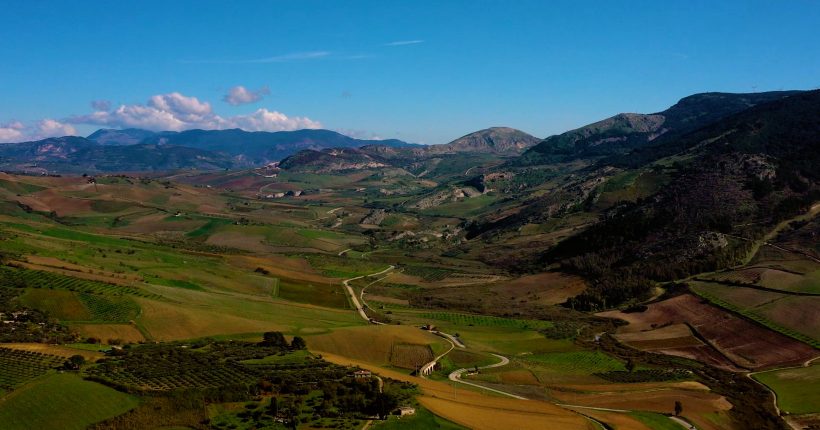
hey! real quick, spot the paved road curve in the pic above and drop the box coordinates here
[447,353,526,400]
[342,266,394,322]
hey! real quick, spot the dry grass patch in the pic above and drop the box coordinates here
[70,323,145,343]
[228,255,333,284]
[205,232,273,253]
[552,386,732,430]
[20,289,91,321]
[419,396,593,430]
[615,324,704,350]
[0,343,103,361]
[134,298,288,341]
[489,272,587,305]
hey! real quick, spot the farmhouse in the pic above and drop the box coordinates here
[352,370,371,379]
[395,406,415,416]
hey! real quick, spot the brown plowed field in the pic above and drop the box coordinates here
[600,294,818,370]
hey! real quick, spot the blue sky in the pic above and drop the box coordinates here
[1,0,819,144]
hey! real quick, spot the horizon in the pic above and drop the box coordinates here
[2,1,819,145]
[5,87,814,147]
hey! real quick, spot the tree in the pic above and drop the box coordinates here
[64,354,85,370]
[261,331,288,348]
[290,336,307,350]
[269,397,279,416]
[674,400,683,416]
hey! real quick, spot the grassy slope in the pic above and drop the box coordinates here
[373,406,468,430]
[0,373,139,430]
[754,364,820,414]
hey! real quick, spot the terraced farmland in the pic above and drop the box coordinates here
[521,351,626,375]
[416,312,553,330]
[401,266,455,282]
[0,347,64,391]
[390,343,434,370]
[0,266,159,299]
[85,346,259,391]
[78,293,140,322]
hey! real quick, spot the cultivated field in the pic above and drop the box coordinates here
[754,363,820,415]
[306,325,446,366]
[600,294,818,370]
[0,373,139,430]
[690,281,820,346]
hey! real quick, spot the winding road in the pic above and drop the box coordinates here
[447,353,526,400]
[342,266,395,323]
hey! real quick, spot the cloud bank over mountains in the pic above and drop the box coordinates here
[72,92,320,133]
[0,119,76,143]
[1,90,321,143]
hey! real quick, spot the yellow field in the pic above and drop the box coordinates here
[307,325,446,365]
[0,343,104,361]
[20,289,91,321]
[550,382,732,430]
[135,298,289,340]
[319,352,594,430]
[132,283,362,340]
[69,323,145,343]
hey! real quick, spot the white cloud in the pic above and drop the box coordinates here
[228,108,321,131]
[0,119,76,143]
[223,86,270,106]
[70,91,321,132]
[383,40,424,46]
[37,119,77,138]
[249,51,330,63]
[335,128,383,140]
[182,51,331,64]
[0,121,25,142]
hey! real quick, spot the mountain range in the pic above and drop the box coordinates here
[0,124,543,173]
[0,129,420,173]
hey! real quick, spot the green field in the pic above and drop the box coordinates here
[754,364,820,414]
[78,293,141,322]
[629,412,681,430]
[277,277,349,308]
[0,348,65,390]
[0,178,46,195]
[420,194,499,217]
[436,349,498,374]
[521,351,626,375]
[415,312,553,331]
[373,406,468,430]
[305,254,389,278]
[401,266,455,281]
[0,373,139,430]
[185,217,232,238]
[41,227,134,247]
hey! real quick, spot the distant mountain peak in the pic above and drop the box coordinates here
[519,90,803,165]
[430,127,540,155]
